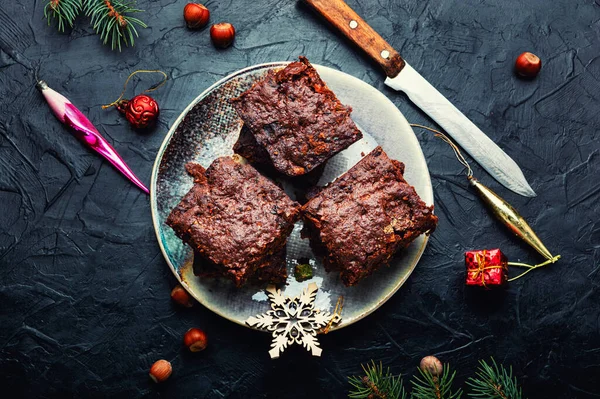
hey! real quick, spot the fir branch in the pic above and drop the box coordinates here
[44,0,82,32]
[83,0,147,51]
[349,361,408,399]
[411,364,463,399]
[466,358,524,399]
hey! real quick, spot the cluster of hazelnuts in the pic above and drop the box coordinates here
[183,3,236,48]
[149,285,207,383]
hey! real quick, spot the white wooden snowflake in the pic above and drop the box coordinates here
[246,283,341,359]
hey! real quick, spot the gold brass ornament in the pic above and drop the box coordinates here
[468,177,554,261]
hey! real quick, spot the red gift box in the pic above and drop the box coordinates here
[465,248,508,287]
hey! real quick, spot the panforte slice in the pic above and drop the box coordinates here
[302,147,438,286]
[231,56,362,176]
[167,157,300,286]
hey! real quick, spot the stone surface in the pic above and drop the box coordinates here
[0,0,598,397]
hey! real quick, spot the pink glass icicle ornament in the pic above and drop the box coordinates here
[36,80,149,194]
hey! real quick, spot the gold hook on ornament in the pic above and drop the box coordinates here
[410,123,473,178]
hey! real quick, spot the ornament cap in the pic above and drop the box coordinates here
[36,80,49,90]
[116,99,130,115]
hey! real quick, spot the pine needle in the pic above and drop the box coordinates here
[466,358,524,399]
[411,364,463,399]
[348,361,408,399]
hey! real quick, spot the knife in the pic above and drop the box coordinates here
[304,0,536,197]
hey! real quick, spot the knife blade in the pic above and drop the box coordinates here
[304,0,536,197]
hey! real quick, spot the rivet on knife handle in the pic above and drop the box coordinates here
[304,0,405,78]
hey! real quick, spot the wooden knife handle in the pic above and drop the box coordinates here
[304,0,405,77]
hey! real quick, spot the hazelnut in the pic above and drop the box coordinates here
[419,355,443,377]
[171,285,194,308]
[184,3,210,29]
[210,22,235,48]
[183,328,208,352]
[149,359,172,383]
[515,52,542,78]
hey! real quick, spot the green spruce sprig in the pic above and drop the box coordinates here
[348,357,525,399]
[44,0,147,51]
[44,0,81,32]
[84,0,147,51]
[349,361,407,399]
[466,358,524,399]
[411,364,463,399]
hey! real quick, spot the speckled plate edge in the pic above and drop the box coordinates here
[150,62,433,332]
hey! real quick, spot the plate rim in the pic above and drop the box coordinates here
[150,61,432,332]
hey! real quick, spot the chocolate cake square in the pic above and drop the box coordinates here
[231,56,362,176]
[302,147,438,286]
[167,157,300,286]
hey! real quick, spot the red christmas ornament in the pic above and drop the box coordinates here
[465,248,508,288]
[103,70,167,130]
[117,94,159,129]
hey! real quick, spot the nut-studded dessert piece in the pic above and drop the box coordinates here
[302,147,438,286]
[231,56,362,176]
[167,157,300,286]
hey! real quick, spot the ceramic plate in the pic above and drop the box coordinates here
[151,62,433,331]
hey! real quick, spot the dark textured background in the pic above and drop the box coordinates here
[1,0,599,397]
